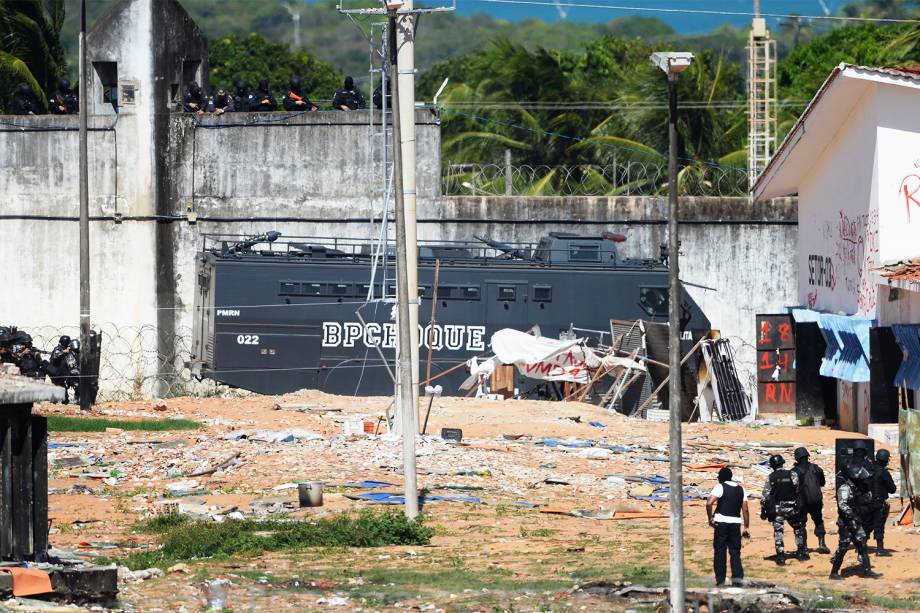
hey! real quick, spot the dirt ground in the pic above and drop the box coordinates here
[33,392,920,612]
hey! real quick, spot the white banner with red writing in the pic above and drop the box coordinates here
[490,329,602,383]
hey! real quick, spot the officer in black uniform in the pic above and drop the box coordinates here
[706,467,750,586]
[47,335,81,404]
[761,454,807,564]
[12,83,41,115]
[249,79,277,112]
[7,332,45,379]
[233,81,250,112]
[332,76,366,111]
[182,82,207,115]
[869,449,897,556]
[792,446,830,554]
[208,86,234,115]
[373,84,391,110]
[830,463,880,579]
[282,76,318,112]
[49,78,78,114]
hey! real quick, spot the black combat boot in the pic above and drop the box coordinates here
[816,536,830,554]
[860,553,881,579]
[829,558,843,580]
[876,538,892,557]
[796,547,810,561]
[775,551,786,566]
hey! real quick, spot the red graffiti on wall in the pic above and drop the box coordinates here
[899,173,920,223]
[833,210,878,315]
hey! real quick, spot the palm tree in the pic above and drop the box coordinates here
[0,0,66,113]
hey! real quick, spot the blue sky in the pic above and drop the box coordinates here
[443,0,851,34]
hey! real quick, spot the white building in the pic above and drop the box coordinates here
[754,64,920,435]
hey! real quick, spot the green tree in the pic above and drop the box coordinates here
[1,0,66,113]
[208,33,342,105]
[777,22,911,119]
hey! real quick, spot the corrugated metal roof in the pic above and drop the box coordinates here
[876,259,920,282]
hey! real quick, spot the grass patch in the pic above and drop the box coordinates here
[114,509,433,570]
[47,415,200,432]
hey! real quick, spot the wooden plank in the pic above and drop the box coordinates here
[11,405,33,560]
[0,413,10,560]
[31,415,48,560]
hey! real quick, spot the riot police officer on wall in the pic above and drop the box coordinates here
[332,76,365,111]
[12,83,42,115]
[830,462,880,579]
[761,454,808,565]
[233,81,251,112]
[49,78,78,115]
[792,446,830,554]
[869,449,897,556]
[249,79,277,112]
[182,81,207,115]
[282,76,318,112]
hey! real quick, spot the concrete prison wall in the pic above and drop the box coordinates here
[0,110,797,402]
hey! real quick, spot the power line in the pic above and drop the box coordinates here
[470,0,920,24]
[443,100,810,110]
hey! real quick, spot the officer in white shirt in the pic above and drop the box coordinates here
[706,467,750,586]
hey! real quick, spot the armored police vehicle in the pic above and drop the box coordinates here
[189,231,710,396]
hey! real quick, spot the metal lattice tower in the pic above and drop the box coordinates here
[747,3,777,191]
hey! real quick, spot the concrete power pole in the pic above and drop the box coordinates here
[387,3,419,520]
[78,0,91,411]
[397,0,421,413]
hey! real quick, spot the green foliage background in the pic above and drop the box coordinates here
[4,0,920,173]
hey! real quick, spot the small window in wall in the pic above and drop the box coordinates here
[533,285,552,302]
[330,283,352,296]
[120,82,137,105]
[437,286,455,299]
[303,283,323,296]
[462,286,481,300]
[279,281,299,295]
[497,286,516,301]
[182,60,202,87]
[569,243,600,262]
[93,61,118,108]
[639,287,669,317]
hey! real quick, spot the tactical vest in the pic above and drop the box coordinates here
[715,482,744,519]
[769,469,797,502]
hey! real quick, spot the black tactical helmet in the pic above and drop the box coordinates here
[59,78,71,90]
[768,454,785,469]
[188,81,201,95]
[794,447,809,461]
[845,462,872,483]
[59,335,71,347]
[70,339,80,351]
[876,449,891,466]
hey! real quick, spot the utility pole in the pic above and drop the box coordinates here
[396,0,421,413]
[78,0,91,411]
[651,50,692,613]
[387,3,419,520]
[666,69,684,613]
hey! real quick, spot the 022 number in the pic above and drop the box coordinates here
[236,334,260,345]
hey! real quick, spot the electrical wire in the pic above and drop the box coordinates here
[469,0,920,24]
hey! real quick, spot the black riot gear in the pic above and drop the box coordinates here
[768,455,785,470]
[333,75,366,111]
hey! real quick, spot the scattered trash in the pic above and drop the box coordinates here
[201,578,231,611]
[342,480,398,488]
[298,481,324,508]
[316,595,349,607]
[589,421,606,428]
[441,428,463,442]
[168,563,192,574]
[345,492,482,505]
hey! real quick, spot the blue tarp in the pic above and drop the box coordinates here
[893,324,920,390]
[815,313,872,382]
[349,492,482,505]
